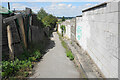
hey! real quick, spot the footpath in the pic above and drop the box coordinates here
[30,32,81,78]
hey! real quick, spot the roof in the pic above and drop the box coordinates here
[82,2,107,12]
[76,15,82,17]
[0,6,12,14]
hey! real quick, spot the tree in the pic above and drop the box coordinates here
[37,8,57,29]
[42,15,51,27]
[60,25,66,37]
[62,16,65,21]
[42,14,57,28]
[37,8,48,20]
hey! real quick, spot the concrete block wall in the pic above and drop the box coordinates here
[119,1,120,79]
[70,18,76,41]
[76,1,119,78]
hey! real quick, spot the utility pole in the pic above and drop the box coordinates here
[8,2,11,16]
[8,2,10,10]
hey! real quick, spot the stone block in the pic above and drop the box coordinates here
[113,12,119,23]
[111,2,118,12]
[98,7,102,14]
[102,14,107,22]
[117,12,120,23]
[118,1,120,12]
[94,9,97,15]
[103,6,107,14]
[106,2,111,13]
[106,12,118,23]
[93,15,98,22]
[106,12,113,23]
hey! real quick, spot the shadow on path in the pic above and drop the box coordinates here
[31,32,80,78]
[44,33,55,54]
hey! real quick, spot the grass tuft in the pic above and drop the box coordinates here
[57,32,74,60]
[66,50,74,60]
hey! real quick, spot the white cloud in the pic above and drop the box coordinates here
[45,3,83,17]
[85,3,92,6]
[68,4,72,7]
[12,3,27,10]
[45,2,100,17]
[2,0,107,2]
[9,2,106,17]
[71,6,76,9]
[11,3,40,13]
[58,4,66,7]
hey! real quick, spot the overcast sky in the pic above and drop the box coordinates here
[1,0,107,17]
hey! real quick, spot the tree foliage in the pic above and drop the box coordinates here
[37,8,48,20]
[37,8,57,28]
[62,16,65,21]
[42,14,57,28]
[60,25,66,36]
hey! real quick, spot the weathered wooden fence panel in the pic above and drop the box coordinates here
[2,8,32,59]
[17,17,27,48]
[2,22,9,55]
[2,7,50,60]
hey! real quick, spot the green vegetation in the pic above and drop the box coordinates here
[66,50,74,60]
[62,16,65,21]
[37,8,48,20]
[1,28,49,79]
[37,8,57,28]
[1,8,55,79]
[1,59,32,78]
[60,25,66,37]
[1,50,42,79]
[58,32,74,60]
[42,14,57,28]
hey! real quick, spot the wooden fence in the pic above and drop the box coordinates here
[2,8,32,60]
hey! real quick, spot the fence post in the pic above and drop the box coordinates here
[25,8,32,45]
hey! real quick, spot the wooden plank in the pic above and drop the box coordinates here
[2,23,8,45]
[7,25,14,60]
[3,14,22,24]
[2,45,9,54]
[9,20,21,43]
[0,14,2,47]
[17,17,27,48]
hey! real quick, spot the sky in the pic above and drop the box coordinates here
[1,1,106,17]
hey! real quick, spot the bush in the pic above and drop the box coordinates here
[1,50,42,78]
[1,59,32,78]
[34,50,42,59]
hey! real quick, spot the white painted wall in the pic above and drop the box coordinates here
[58,20,71,39]
[64,24,71,39]
[76,2,119,78]
[58,23,62,34]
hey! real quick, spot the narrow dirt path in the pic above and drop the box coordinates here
[31,32,80,78]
